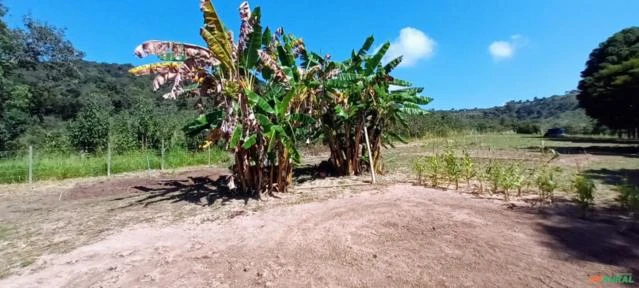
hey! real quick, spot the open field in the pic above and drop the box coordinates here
[0,134,637,287]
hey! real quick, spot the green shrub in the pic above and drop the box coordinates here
[573,175,595,215]
[413,157,427,185]
[486,162,505,195]
[536,166,559,205]
[427,155,445,188]
[501,164,524,201]
[443,146,462,190]
[461,150,475,186]
[616,181,639,213]
[475,163,489,194]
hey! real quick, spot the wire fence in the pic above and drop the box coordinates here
[0,144,229,184]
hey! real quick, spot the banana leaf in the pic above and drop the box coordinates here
[262,27,272,47]
[390,78,412,87]
[199,0,234,74]
[182,109,224,137]
[365,42,390,75]
[240,7,262,70]
[357,36,375,59]
[384,56,403,73]
[246,89,274,114]
[229,124,244,148]
[128,62,181,76]
[242,134,257,149]
[200,28,233,74]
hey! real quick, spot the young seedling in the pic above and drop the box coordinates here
[427,155,445,188]
[573,174,595,217]
[413,157,427,185]
[461,150,475,186]
[536,166,559,206]
[443,146,462,190]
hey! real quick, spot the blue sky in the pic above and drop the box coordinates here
[3,0,639,109]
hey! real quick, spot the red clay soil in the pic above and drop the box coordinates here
[1,184,638,288]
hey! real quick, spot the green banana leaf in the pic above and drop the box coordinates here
[182,109,224,137]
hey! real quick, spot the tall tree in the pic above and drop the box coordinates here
[0,4,88,149]
[0,2,19,149]
[577,27,639,137]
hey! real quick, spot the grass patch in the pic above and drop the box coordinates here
[0,224,13,241]
[0,148,230,184]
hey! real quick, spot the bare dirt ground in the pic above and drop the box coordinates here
[1,167,638,287]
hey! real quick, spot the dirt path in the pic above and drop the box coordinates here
[1,184,637,288]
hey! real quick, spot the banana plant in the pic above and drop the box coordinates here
[130,0,306,197]
[322,36,431,176]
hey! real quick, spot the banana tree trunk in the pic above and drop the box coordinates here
[351,114,366,175]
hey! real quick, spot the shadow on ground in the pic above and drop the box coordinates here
[525,145,639,158]
[293,162,336,184]
[118,175,249,208]
[583,168,639,186]
[524,136,639,145]
[514,203,639,276]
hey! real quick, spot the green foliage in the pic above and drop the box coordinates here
[413,157,427,185]
[412,144,566,203]
[536,166,560,205]
[442,145,462,190]
[616,180,639,212]
[486,162,505,195]
[427,155,445,188]
[0,4,183,152]
[573,175,596,214]
[461,150,475,185]
[413,155,445,188]
[475,162,489,194]
[68,97,111,153]
[482,161,527,200]
[577,27,639,133]
[390,91,600,138]
[0,147,229,184]
[502,164,524,201]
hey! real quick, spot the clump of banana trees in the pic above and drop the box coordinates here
[129,0,430,197]
[321,37,431,175]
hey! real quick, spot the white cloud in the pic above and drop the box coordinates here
[488,34,528,61]
[383,27,436,68]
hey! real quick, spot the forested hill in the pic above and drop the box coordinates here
[2,57,199,152]
[448,91,580,121]
[15,61,153,121]
[391,91,599,138]
[435,90,598,134]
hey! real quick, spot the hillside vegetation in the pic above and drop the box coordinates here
[392,91,599,138]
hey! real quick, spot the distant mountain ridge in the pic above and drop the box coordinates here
[433,91,598,134]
